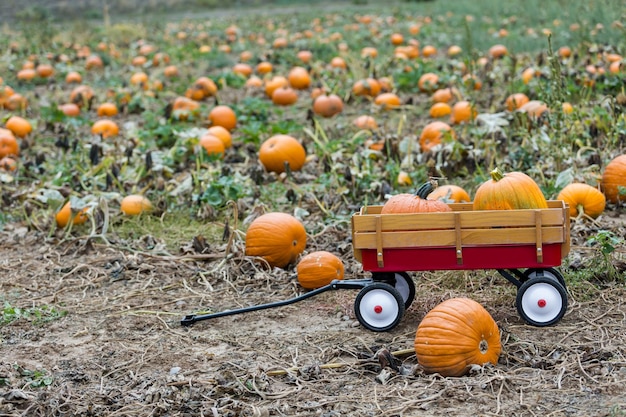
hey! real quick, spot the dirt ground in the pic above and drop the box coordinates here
[0,208,625,417]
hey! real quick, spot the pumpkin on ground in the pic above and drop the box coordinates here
[419,121,454,152]
[120,195,153,215]
[245,212,307,269]
[56,201,89,228]
[259,134,306,174]
[296,251,345,289]
[473,167,548,210]
[381,181,452,214]
[414,297,501,377]
[557,183,605,219]
[601,154,626,204]
[0,128,19,158]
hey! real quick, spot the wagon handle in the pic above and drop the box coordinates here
[180,279,373,327]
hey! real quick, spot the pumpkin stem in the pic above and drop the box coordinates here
[490,167,504,182]
[415,179,438,199]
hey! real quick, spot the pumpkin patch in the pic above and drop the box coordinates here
[1,2,625,414]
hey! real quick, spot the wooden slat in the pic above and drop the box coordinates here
[454,212,462,264]
[353,226,565,249]
[352,208,565,232]
[535,210,543,263]
[375,215,383,267]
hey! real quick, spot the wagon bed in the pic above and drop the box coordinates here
[352,200,570,271]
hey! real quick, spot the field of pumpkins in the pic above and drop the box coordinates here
[0,0,625,415]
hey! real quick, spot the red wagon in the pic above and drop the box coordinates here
[182,200,570,332]
[349,200,571,331]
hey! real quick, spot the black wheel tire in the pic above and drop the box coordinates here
[516,276,568,327]
[354,283,405,332]
[523,267,567,288]
[372,272,416,309]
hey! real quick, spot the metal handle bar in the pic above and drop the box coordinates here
[180,278,374,327]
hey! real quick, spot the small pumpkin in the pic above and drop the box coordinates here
[601,154,626,204]
[473,167,548,210]
[414,297,501,377]
[120,195,153,216]
[419,121,454,152]
[208,105,237,131]
[297,251,345,289]
[271,86,299,106]
[287,66,311,90]
[381,181,453,214]
[427,185,471,203]
[5,116,32,138]
[245,212,307,269]
[313,94,344,118]
[374,93,401,110]
[259,134,306,174]
[91,119,120,138]
[56,201,89,228]
[450,101,477,124]
[557,183,605,219]
[352,78,381,97]
[199,134,225,158]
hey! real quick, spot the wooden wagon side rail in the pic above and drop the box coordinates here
[351,200,570,269]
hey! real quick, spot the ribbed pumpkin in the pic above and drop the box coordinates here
[381,181,453,214]
[557,183,606,219]
[427,185,471,203]
[245,212,307,269]
[473,168,548,210]
[296,251,345,289]
[601,154,626,204]
[414,297,501,377]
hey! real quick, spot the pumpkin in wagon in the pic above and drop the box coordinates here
[473,167,548,210]
[245,212,307,269]
[297,251,345,289]
[381,181,452,214]
[414,297,501,377]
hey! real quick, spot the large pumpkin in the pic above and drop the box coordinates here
[414,297,501,377]
[557,183,605,219]
[473,167,548,210]
[381,181,452,214]
[296,251,345,289]
[245,212,307,268]
[601,154,626,204]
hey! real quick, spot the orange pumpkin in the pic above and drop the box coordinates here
[172,96,200,120]
[297,251,345,289]
[429,102,452,118]
[120,195,153,215]
[259,134,306,174]
[264,76,289,98]
[381,181,452,214]
[428,185,471,203]
[414,297,501,377]
[450,101,476,124]
[601,154,626,204]
[473,167,548,210]
[287,66,311,90]
[352,78,381,97]
[199,134,225,158]
[245,212,307,268]
[0,128,19,158]
[518,100,548,118]
[312,94,344,117]
[488,44,509,58]
[56,201,89,228]
[69,85,94,107]
[557,183,606,219]
[5,116,32,138]
[206,126,232,149]
[91,119,120,138]
[374,93,401,110]
[505,93,530,111]
[419,121,454,152]
[97,102,119,117]
[418,72,439,92]
[353,115,378,130]
[271,86,299,106]
[208,105,237,131]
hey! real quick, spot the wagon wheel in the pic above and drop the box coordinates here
[372,272,416,309]
[522,267,567,289]
[516,276,568,327]
[354,283,405,332]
